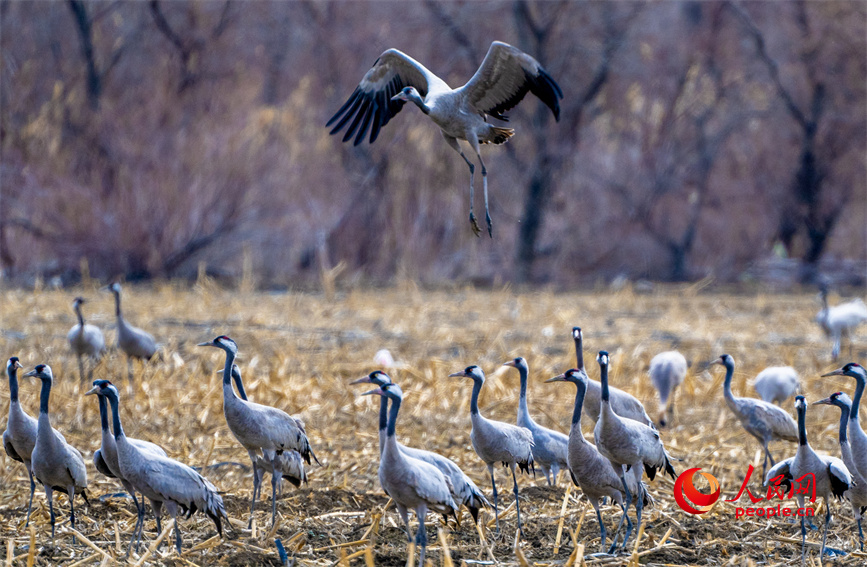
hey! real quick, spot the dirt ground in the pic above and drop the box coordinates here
[2,283,867,566]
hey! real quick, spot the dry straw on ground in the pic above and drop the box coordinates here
[1,283,866,566]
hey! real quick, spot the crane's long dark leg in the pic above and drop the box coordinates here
[608,498,630,555]
[591,500,607,553]
[44,485,56,540]
[24,466,36,527]
[510,463,524,537]
[857,513,864,551]
[78,354,86,383]
[820,499,831,557]
[247,450,260,529]
[476,151,492,238]
[619,466,634,551]
[416,504,428,566]
[444,134,481,237]
[270,456,283,528]
[396,503,412,543]
[798,496,806,565]
[150,500,164,552]
[488,464,499,534]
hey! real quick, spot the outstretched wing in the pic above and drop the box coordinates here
[458,41,562,121]
[327,49,449,146]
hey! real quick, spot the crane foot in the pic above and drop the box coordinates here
[469,213,482,237]
[485,212,493,238]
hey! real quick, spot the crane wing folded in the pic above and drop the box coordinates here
[327,49,447,146]
[460,41,562,122]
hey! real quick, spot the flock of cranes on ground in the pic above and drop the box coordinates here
[4,284,867,564]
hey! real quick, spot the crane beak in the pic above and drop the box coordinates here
[448,371,468,378]
[197,341,216,347]
[23,369,37,378]
[812,396,833,406]
[12,361,23,370]
[502,360,516,368]
[710,357,724,367]
[360,388,384,397]
[821,368,845,377]
[84,386,99,396]
[391,93,407,102]
[349,376,372,385]
[545,373,567,383]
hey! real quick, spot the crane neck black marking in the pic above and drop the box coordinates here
[470,379,483,416]
[233,368,248,401]
[517,362,530,416]
[386,392,401,438]
[571,379,587,427]
[850,371,865,422]
[97,393,110,432]
[378,393,388,433]
[221,349,236,390]
[599,362,610,403]
[75,304,85,327]
[106,390,125,440]
[38,376,52,415]
[7,364,19,403]
[797,404,808,447]
[575,337,584,371]
[836,401,850,444]
[113,291,122,318]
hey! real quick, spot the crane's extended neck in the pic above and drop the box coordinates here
[221,349,236,393]
[574,331,585,371]
[74,303,85,328]
[850,371,865,422]
[113,291,122,318]
[7,365,19,403]
[722,361,737,406]
[470,379,482,416]
[407,91,430,115]
[232,367,248,401]
[571,380,587,428]
[38,378,52,416]
[599,361,610,403]
[97,393,110,432]
[386,392,401,438]
[836,402,850,444]
[517,363,531,422]
[106,392,126,440]
[797,404,808,447]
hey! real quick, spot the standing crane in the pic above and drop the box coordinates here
[813,392,867,551]
[88,379,228,554]
[3,357,39,526]
[67,297,106,381]
[571,327,653,427]
[648,351,687,427]
[752,366,800,405]
[816,286,867,360]
[226,364,308,498]
[86,382,167,556]
[713,354,799,479]
[450,365,534,536]
[198,336,317,528]
[327,41,562,237]
[764,396,852,562]
[503,357,568,485]
[351,371,490,524]
[361,382,457,566]
[24,365,89,538]
[105,283,157,382]
[547,368,653,553]
[821,363,867,479]
[593,352,675,530]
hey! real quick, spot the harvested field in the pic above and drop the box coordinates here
[2,283,867,566]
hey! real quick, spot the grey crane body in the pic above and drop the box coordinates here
[451,365,534,536]
[648,351,687,426]
[25,365,88,538]
[364,383,457,567]
[199,336,316,528]
[753,366,800,405]
[816,289,867,360]
[548,368,654,553]
[328,41,563,237]
[764,396,852,562]
[90,388,166,555]
[814,392,867,550]
[593,352,674,530]
[571,328,653,428]
[352,371,490,523]
[90,380,228,555]
[504,357,568,486]
[714,354,798,480]
[229,365,308,500]
[107,283,157,384]
[3,357,40,526]
[67,297,106,381]
[822,363,867,480]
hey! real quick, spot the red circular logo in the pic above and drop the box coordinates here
[673,467,721,514]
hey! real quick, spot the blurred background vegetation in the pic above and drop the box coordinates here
[1,0,864,289]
